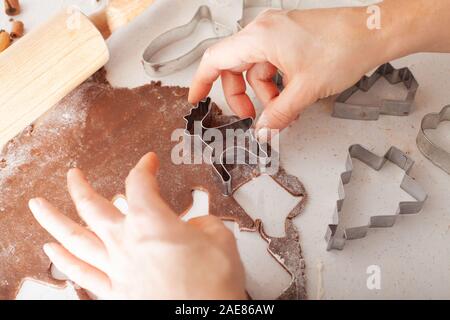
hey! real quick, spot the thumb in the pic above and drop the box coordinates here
[255,77,317,134]
[188,215,227,234]
[188,215,235,246]
[125,152,176,224]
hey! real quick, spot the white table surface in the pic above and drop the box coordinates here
[2,0,450,300]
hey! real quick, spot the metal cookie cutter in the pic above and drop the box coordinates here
[332,63,419,120]
[325,144,427,251]
[417,105,450,174]
[184,98,276,196]
[142,5,233,76]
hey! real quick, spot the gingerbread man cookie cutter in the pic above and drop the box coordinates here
[325,144,427,251]
[417,105,450,175]
[332,63,419,120]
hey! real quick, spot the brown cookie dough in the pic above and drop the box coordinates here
[0,70,307,299]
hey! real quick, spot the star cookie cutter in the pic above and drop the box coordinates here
[325,144,427,251]
[184,97,277,196]
[417,105,450,174]
[332,63,419,120]
[142,5,233,76]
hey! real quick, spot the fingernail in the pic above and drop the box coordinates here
[257,127,281,145]
[256,112,270,130]
[187,91,194,103]
[67,167,77,177]
[67,168,85,183]
[28,198,42,213]
[43,243,53,256]
[257,127,270,144]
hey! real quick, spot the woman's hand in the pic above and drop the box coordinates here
[29,152,246,300]
[189,7,386,135]
[189,0,449,136]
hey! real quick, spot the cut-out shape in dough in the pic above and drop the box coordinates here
[233,175,302,237]
[16,279,78,300]
[224,221,292,300]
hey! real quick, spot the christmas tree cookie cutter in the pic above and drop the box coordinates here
[332,63,419,120]
[325,144,427,251]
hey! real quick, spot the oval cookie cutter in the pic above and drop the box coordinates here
[142,5,233,76]
[417,105,450,174]
[325,144,428,251]
[332,63,419,120]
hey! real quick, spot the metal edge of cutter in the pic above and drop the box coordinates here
[332,63,419,121]
[325,144,428,251]
[417,105,450,175]
[183,97,275,196]
[142,5,233,77]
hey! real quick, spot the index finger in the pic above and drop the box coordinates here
[188,31,266,104]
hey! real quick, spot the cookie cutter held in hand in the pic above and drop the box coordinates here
[184,98,276,196]
[332,63,419,120]
[325,144,427,251]
[142,5,233,76]
[257,218,307,300]
[417,105,450,174]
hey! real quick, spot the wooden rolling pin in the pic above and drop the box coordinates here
[0,0,155,148]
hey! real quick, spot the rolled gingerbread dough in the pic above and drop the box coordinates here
[0,70,307,299]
